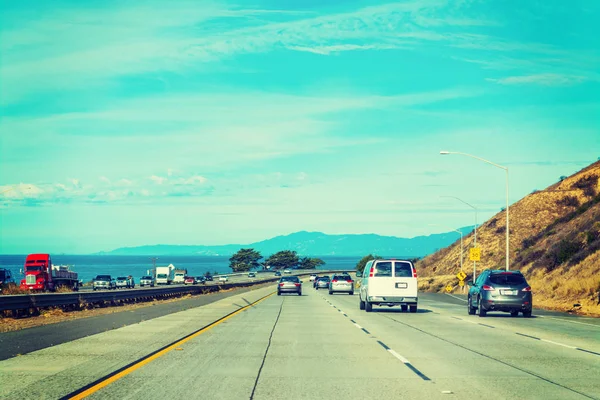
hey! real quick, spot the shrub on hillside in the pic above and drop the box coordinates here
[587,230,599,245]
[569,237,600,266]
[557,196,580,208]
[495,226,506,234]
[522,237,537,249]
[573,175,598,197]
[537,238,583,271]
[516,249,545,266]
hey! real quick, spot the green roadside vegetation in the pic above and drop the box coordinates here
[228,248,325,272]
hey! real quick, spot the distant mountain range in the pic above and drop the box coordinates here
[95,228,474,258]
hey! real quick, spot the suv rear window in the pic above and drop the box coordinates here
[489,273,526,286]
[281,276,299,282]
[394,262,413,277]
[374,262,393,277]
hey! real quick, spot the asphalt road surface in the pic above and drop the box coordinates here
[1,284,598,400]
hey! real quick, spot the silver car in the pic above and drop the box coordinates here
[140,276,155,287]
[329,274,354,295]
[315,276,330,290]
[277,276,302,296]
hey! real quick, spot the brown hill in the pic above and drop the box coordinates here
[417,160,600,316]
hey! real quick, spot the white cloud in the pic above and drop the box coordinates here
[150,175,167,185]
[99,176,111,184]
[180,175,208,185]
[117,178,133,186]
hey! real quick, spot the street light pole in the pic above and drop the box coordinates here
[441,195,478,281]
[453,229,464,272]
[440,151,510,271]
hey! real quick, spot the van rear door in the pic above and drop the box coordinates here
[367,260,417,300]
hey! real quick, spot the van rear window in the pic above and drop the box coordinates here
[394,262,413,277]
[374,262,393,277]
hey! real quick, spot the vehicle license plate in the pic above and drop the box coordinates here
[500,290,517,295]
[395,282,408,289]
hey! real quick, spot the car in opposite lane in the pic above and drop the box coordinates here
[278,276,302,296]
[93,275,116,291]
[139,276,155,287]
[468,270,532,317]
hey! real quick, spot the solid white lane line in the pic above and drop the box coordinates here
[445,293,468,302]
[540,339,577,349]
[537,316,600,328]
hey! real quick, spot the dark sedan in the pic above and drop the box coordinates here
[468,270,533,317]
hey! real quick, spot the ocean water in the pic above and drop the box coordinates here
[0,255,361,283]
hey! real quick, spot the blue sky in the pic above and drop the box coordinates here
[1,0,599,254]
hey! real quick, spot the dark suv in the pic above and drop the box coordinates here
[468,270,532,317]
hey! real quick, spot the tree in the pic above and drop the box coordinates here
[356,254,382,274]
[229,248,262,272]
[299,257,325,269]
[265,250,299,270]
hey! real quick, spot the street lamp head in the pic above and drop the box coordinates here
[439,151,450,155]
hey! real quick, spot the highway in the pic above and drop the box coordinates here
[1,283,598,400]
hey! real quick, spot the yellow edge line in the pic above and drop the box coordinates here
[70,292,275,399]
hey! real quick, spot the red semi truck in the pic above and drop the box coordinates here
[19,253,79,292]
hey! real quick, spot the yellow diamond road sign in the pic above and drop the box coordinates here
[469,247,481,262]
[445,284,453,293]
[456,271,467,281]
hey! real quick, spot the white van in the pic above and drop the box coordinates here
[358,259,418,313]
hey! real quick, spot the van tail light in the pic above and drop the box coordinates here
[482,285,494,291]
[294,283,300,287]
[412,268,418,278]
[369,267,374,277]
[522,286,531,292]
[346,279,352,283]
[279,283,284,287]
[332,279,338,283]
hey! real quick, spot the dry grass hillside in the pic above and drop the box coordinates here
[417,160,600,316]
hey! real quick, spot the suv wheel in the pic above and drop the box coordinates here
[409,305,417,313]
[365,300,373,312]
[298,291,302,296]
[359,299,365,310]
[478,298,487,317]
[510,310,519,317]
[468,296,477,315]
[329,290,333,295]
[523,309,532,318]
[277,291,281,296]
[401,305,408,312]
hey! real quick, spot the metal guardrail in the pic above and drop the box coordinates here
[0,270,349,312]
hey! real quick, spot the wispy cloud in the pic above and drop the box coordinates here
[487,73,590,86]
[0,0,528,104]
